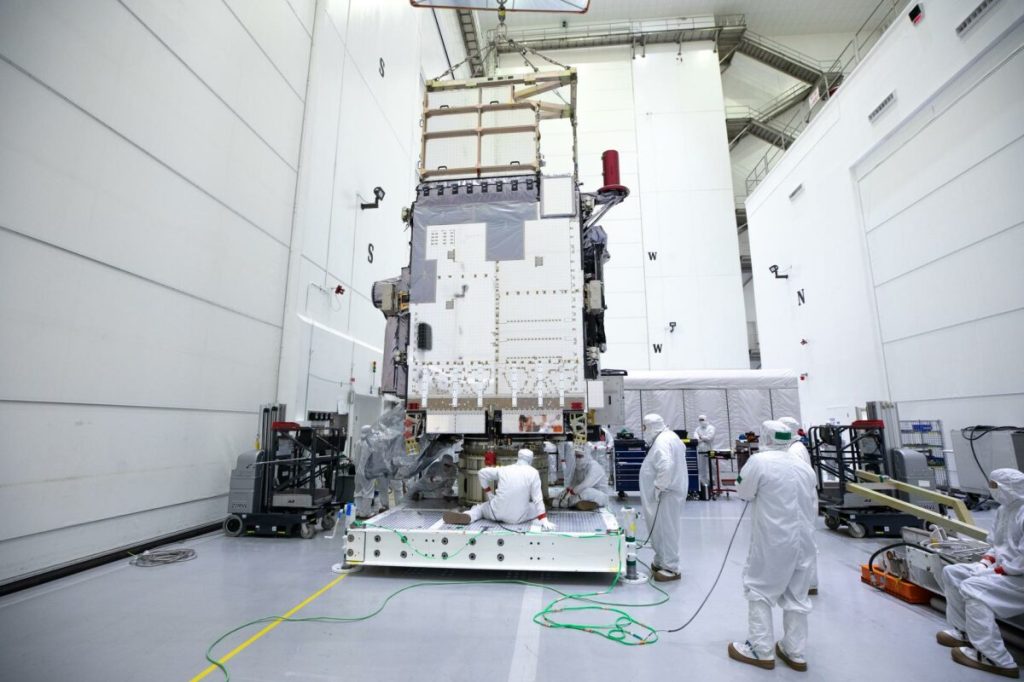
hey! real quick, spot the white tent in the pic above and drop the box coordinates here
[619,369,802,451]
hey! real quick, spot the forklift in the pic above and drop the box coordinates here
[224,404,355,539]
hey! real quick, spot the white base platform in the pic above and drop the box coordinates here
[346,506,624,573]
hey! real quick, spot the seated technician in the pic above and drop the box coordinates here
[938,468,1024,678]
[557,447,611,511]
[443,449,556,530]
[407,453,458,501]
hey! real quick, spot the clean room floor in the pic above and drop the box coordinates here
[0,499,1015,682]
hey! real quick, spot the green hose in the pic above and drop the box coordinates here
[203,526,670,680]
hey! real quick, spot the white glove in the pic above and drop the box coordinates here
[485,489,495,502]
[539,518,557,532]
[970,561,993,576]
[654,487,663,502]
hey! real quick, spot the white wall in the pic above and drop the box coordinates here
[746,0,1024,429]
[275,0,468,421]
[635,44,748,371]
[499,41,749,373]
[854,20,1024,434]
[722,29,865,371]
[0,0,465,583]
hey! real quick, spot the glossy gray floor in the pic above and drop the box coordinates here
[0,498,1016,682]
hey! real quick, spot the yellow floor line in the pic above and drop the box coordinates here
[189,573,348,681]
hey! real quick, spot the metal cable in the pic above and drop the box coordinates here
[129,548,197,567]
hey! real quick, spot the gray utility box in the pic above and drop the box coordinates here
[592,375,624,428]
[228,450,260,514]
[890,448,938,511]
[950,429,1024,496]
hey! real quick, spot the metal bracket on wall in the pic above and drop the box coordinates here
[361,187,386,210]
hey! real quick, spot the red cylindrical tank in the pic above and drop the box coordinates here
[601,149,620,187]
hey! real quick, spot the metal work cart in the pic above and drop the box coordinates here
[810,420,924,538]
[707,451,736,500]
[225,405,354,539]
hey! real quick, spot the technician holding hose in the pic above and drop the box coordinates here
[639,414,687,583]
[729,420,817,673]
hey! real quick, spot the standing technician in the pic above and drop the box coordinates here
[780,416,818,595]
[694,415,716,488]
[640,414,687,582]
[729,420,817,672]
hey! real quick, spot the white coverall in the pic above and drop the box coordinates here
[589,439,612,478]
[694,416,716,486]
[779,417,817,591]
[406,454,457,500]
[640,414,688,575]
[942,468,1024,671]
[694,416,716,451]
[736,421,817,662]
[354,426,379,518]
[559,450,611,508]
[779,417,811,468]
[465,450,547,525]
[544,441,559,485]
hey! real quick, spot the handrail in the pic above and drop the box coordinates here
[486,13,746,48]
[726,105,802,138]
[759,81,813,119]
[739,29,832,72]
[744,0,905,194]
[728,82,812,124]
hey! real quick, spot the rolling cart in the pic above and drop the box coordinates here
[707,451,736,500]
[225,405,354,539]
[810,420,923,538]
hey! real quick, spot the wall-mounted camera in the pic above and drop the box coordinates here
[361,186,386,210]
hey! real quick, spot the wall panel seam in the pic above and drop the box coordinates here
[872,219,1024,287]
[0,493,230,544]
[116,0,300,171]
[341,43,415,158]
[863,133,1024,235]
[881,305,1024,346]
[856,41,1024,183]
[893,391,1024,404]
[219,0,307,102]
[285,0,313,39]
[0,399,257,415]
[0,224,285,331]
[0,54,291,250]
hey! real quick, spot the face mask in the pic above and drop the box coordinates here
[991,484,1013,505]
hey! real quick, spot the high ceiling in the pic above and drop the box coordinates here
[476,0,895,36]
